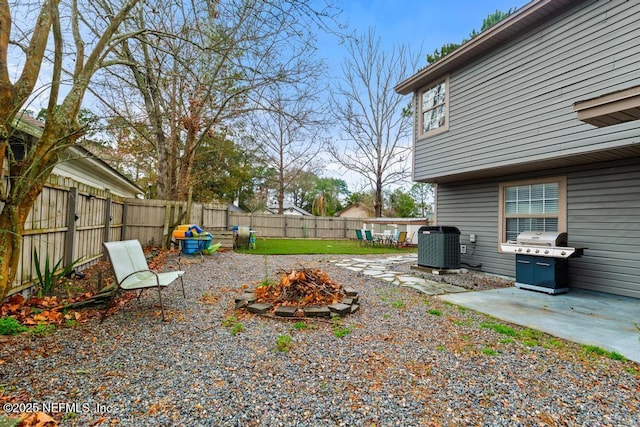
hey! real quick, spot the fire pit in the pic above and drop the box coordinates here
[234,267,359,318]
[500,231,585,294]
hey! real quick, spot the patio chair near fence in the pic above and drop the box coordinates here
[364,229,377,246]
[102,239,185,322]
[394,231,408,248]
[355,229,364,245]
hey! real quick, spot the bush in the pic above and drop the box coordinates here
[0,317,28,335]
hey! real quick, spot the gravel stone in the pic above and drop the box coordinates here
[0,252,638,426]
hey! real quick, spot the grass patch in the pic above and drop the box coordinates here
[581,345,627,361]
[481,347,499,356]
[391,300,405,309]
[275,334,293,352]
[624,367,639,376]
[235,238,416,255]
[480,321,518,337]
[292,321,309,331]
[230,323,245,335]
[222,314,245,335]
[427,309,442,316]
[332,316,352,338]
[30,322,55,336]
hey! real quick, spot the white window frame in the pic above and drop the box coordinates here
[418,75,450,138]
[498,176,567,250]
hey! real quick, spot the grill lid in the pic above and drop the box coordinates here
[515,231,567,247]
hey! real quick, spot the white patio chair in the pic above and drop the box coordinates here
[101,239,185,322]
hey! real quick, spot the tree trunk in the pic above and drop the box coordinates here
[0,205,22,300]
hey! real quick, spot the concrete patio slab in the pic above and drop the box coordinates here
[440,287,640,363]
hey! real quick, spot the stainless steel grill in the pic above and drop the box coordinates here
[500,231,583,259]
[501,231,585,294]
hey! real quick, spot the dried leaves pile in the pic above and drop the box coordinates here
[255,267,345,307]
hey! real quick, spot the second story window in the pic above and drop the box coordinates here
[420,76,449,137]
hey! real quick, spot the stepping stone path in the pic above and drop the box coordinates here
[329,254,467,295]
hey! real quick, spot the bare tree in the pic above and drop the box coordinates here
[247,83,328,214]
[96,0,338,201]
[328,29,419,217]
[0,0,143,300]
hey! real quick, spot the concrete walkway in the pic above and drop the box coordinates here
[441,287,640,363]
[331,255,640,363]
[330,254,467,295]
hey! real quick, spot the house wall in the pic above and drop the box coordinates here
[414,0,640,182]
[437,158,640,298]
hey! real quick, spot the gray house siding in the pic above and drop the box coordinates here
[436,159,640,298]
[414,0,640,182]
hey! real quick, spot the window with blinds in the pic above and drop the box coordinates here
[500,179,566,243]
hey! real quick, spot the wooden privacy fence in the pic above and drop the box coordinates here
[5,174,364,295]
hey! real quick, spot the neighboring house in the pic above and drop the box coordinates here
[8,114,144,198]
[336,202,374,219]
[264,203,312,216]
[395,0,640,298]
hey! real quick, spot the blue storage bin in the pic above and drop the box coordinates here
[181,235,212,255]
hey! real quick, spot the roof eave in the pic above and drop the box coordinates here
[394,0,582,95]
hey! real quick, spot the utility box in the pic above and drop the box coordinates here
[418,226,461,269]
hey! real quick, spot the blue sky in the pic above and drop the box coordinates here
[317,0,530,190]
[317,0,530,78]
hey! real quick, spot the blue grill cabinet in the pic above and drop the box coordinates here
[418,226,460,269]
[515,254,569,294]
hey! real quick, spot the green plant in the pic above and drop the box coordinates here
[391,300,405,309]
[481,347,499,356]
[624,367,639,376]
[332,316,351,338]
[480,321,518,337]
[276,334,293,352]
[222,314,238,327]
[436,345,447,352]
[581,345,626,361]
[230,323,245,335]
[64,319,78,328]
[30,322,55,336]
[222,314,245,335]
[33,249,83,297]
[292,321,309,331]
[0,316,28,335]
[427,309,442,316]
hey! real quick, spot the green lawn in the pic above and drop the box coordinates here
[235,238,417,255]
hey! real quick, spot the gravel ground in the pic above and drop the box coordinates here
[1,252,639,426]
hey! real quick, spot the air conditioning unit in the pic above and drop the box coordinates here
[417,226,461,269]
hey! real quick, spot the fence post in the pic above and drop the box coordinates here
[226,205,231,230]
[103,196,112,244]
[343,217,347,239]
[186,186,193,224]
[122,200,129,240]
[162,202,172,249]
[314,216,318,238]
[65,187,78,267]
[284,215,288,237]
